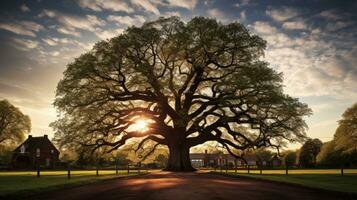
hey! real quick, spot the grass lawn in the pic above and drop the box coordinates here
[217,169,357,194]
[0,170,145,198]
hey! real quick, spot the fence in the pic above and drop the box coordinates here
[34,163,149,179]
[213,165,353,176]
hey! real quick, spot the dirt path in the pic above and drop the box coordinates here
[31,172,347,200]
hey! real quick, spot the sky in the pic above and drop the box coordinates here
[0,0,356,149]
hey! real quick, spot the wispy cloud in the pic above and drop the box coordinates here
[107,15,146,27]
[282,20,307,30]
[0,21,43,37]
[131,0,160,15]
[207,8,227,22]
[77,0,134,13]
[12,38,38,50]
[95,28,124,40]
[158,0,198,10]
[20,4,30,12]
[266,6,299,22]
[319,9,344,21]
[39,9,105,32]
[56,26,81,37]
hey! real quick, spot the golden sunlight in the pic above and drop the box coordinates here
[128,117,153,133]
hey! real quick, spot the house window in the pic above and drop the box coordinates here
[20,145,26,153]
[51,149,54,154]
[191,159,204,167]
[36,148,41,158]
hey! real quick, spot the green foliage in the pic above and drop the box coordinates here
[335,103,357,152]
[283,150,297,167]
[298,138,322,168]
[113,151,131,166]
[254,148,273,161]
[0,144,14,164]
[317,103,357,167]
[0,99,31,147]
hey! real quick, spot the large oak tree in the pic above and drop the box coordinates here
[52,17,311,171]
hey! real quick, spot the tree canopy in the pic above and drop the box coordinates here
[317,103,357,167]
[298,138,322,168]
[0,99,31,146]
[334,103,357,152]
[52,17,311,171]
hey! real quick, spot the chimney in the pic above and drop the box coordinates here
[28,135,32,138]
[205,149,208,154]
[44,134,48,139]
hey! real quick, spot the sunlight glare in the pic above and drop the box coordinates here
[129,117,153,133]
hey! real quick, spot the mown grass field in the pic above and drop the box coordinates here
[0,170,145,198]
[215,169,357,194]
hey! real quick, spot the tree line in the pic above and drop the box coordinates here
[283,103,357,168]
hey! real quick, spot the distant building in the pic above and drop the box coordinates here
[11,135,60,169]
[190,150,282,168]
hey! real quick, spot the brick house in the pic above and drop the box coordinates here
[190,150,282,168]
[11,135,60,169]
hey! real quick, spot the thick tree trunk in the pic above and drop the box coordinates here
[164,143,196,172]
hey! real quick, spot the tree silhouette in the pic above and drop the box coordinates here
[299,138,322,168]
[52,17,311,171]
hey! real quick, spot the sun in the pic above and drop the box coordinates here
[128,117,153,133]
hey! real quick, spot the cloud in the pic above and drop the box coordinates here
[12,38,39,50]
[42,37,73,46]
[251,21,278,34]
[159,0,198,10]
[51,51,60,56]
[39,9,105,32]
[207,8,227,22]
[122,0,198,15]
[250,21,357,100]
[131,0,160,15]
[266,7,299,22]
[20,4,30,12]
[163,11,181,17]
[57,26,81,37]
[0,21,44,37]
[0,81,49,109]
[282,20,307,30]
[77,0,134,13]
[319,9,343,21]
[325,21,354,32]
[238,11,246,22]
[95,28,124,40]
[234,0,250,7]
[107,15,146,26]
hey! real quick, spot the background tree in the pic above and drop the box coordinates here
[283,150,297,167]
[254,148,272,164]
[298,138,322,168]
[113,151,131,166]
[0,99,31,146]
[154,153,168,168]
[316,141,341,167]
[334,103,357,153]
[317,103,357,167]
[52,17,311,171]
